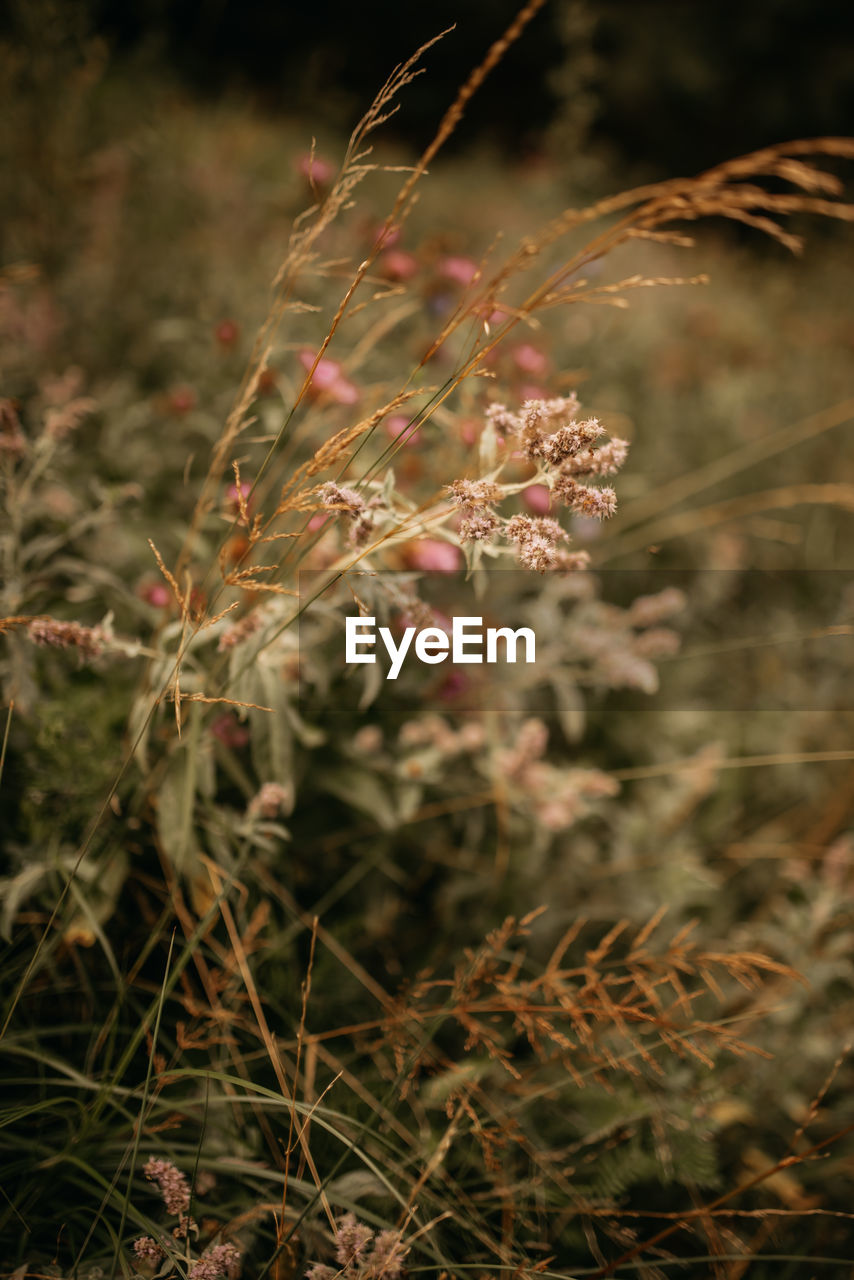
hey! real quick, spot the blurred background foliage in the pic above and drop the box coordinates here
[2,0,851,173]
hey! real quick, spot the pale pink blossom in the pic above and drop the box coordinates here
[522,484,551,513]
[298,349,359,405]
[437,255,479,286]
[512,343,549,376]
[406,539,462,571]
[384,413,419,447]
[297,152,335,185]
[379,249,419,281]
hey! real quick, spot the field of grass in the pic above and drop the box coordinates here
[2,11,854,1279]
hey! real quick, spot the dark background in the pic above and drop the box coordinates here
[3,0,854,173]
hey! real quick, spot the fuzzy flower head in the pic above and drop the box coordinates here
[143,1156,191,1216]
[188,1243,242,1280]
[551,474,617,519]
[298,349,359,404]
[334,1213,374,1267]
[459,510,500,543]
[369,1230,410,1279]
[447,478,500,508]
[133,1236,165,1266]
[319,481,365,515]
[28,617,108,661]
[505,515,570,573]
[248,781,293,818]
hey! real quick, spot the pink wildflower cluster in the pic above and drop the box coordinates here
[143,1155,191,1216]
[486,395,629,523]
[248,780,292,818]
[399,712,486,756]
[189,1242,242,1279]
[306,1214,409,1280]
[447,396,626,568]
[298,349,358,405]
[506,514,569,572]
[133,1236,165,1265]
[318,480,383,548]
[218,610,263,653]
[497,717,619,831]
[28,616,108,660]
[571,586,685,694]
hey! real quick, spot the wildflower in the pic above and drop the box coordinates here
[133,1236,164,1265]
[305,1267,336,1280]
[226,480,253,512]
[522,483,550,513]
[447,478,500,507]
[44,396,96,440]
[298,349,359,405]
[539,418,604,465]
[28,617,107,661]
[506,514,569,572]
[553,548,591,571]
[632,627,680,658]
[188,1242,242,1279]
[459,510,499,543]
[348,513,376,548]
[405,539,462,571]
[248,781,292,818]
[214,319,239,348]
[353,724,383,754]
[143,1156,191,1216]
[385,413,419,447]
[626,587,686,627]
[562,437,630,476]
[334,1212,374,1266]
[218,611,263,653]
[370,1230,410,1279]
[379,249,419,281]
[297,151,335,185]
[484,402,523,434]
[551,474,617,519]
[139,581,172,608]
[211,714,250,749]
[512,342,549,376]
[166,385,197,415]
[319,481,365,514]
[437,255,479,286]
[498,716,548,779]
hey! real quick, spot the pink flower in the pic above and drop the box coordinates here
[140,581,172,608]
[226,481,252,511]
[166,385,196,415]
[518,383,551,403]
[298,349,359,405]
[379,249,419,281]
[307,512,330,531]
[143,1157,190,1216]
[214,319,239,348]
[211,714,250,749]
[405,539,462,572]
[513,343,549,376]
[385,414,419,447]
[297,152,335,185]
[437,255,479,286]
[458,418,480,447]
[522,484,551,514]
